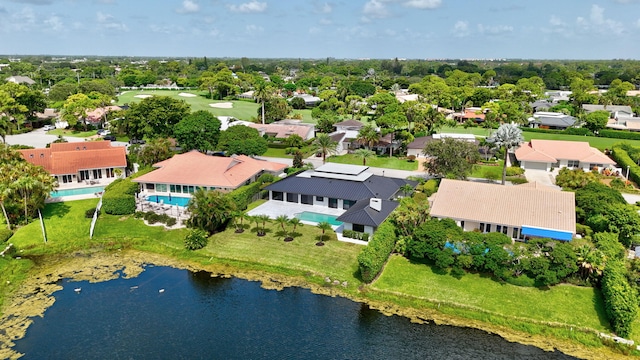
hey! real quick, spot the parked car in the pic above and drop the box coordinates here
[129,138,146,144]
[43,125,56,131]
[97,129,111,136]
[103,135,116,141]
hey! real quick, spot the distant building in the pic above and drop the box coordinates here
[5,75,35,85]
[515,139,615,172]
[527,112,577,130]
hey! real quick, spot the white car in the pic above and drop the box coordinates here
[43,125,56,131]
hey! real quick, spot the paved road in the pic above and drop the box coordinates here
[5,128,128,148]
[258,156,428,179]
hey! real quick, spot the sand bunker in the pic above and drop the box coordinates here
[178,92,197,97]
[134,94,153,99]
[209,102,233,109]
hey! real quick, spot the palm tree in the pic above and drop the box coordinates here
[356,124,380,150]
[231,210,248,233]
[313,133,338,164]
[254,82,270,125]
[354,148,375,166]
[399,184,414,197]
[0,179,13,230]
[288,217,303,235]
[186,189,237,235]
[316,221,332,246]
[487,123,524,185]
[274,214,289,238]
[256,214,270,236]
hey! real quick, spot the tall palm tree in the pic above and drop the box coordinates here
[354,148,375,166]
[256,214,270,236]
[0,178,13,230]
[316,221,332,245]
[313,133,338,164]
[356,124,380,150]
[487,123,524,185]
[274,214,290,240]
[254,82,271,125]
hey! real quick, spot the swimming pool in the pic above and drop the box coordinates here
[50,186,105,197]
[295,211,343,226]
[146,195,191,207]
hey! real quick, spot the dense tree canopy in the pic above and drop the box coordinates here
[217,125,267,156]
[423,137,480,179]
[123,96,190,140]
[174,111,222,152]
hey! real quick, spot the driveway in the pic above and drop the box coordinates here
[523,169,561,189]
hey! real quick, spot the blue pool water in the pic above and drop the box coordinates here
[146,194,191,207]
[50,186,105,197]
[295,211,343,226]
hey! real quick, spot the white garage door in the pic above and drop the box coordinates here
[524,161,548,171]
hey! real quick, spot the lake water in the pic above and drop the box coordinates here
[13,266,576,359]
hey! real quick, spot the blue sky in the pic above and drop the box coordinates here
[1,0,639,59]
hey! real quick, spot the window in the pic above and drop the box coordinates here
[146,183,155,190]
[80,170,89,181]
[352,224,365,233]
[156,184,167,192]
[316,196,324,202]
[568,160,579,167]
[188,186,195,193]
[328,198,338,209]
[343,199,356,210]
[61,175,72,183]
[460,221,465,229]
[272,191,283,201]
[170,185,176,193]
[502,226,508,235]
[486,224,491,232]
[105,168,114,178]
[286,193,298,203]
[479,223,485,232]
[92,169,102,179]
[496,225,502,233]
[512,227,519,239]
[301,194,313,205]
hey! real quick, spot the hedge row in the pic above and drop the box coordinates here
[610,144,640,186]
[601,260,638,338]
[357,220,397,283]
[599,129,640,141]
[343,229,370,242]
[102,178,138,215]
[225,173,277,210]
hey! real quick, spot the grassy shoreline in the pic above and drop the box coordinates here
[0,199,637,359]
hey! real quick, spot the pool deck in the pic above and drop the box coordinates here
[247,200,367,246]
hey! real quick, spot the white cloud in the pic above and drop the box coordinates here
[319,18,332,25]
[452,20,469,37]
[177,0,199,14]
[245,24,264,35]
[96,12,128,31]
[576,4,624,35]
[309,26,321,34]
[477,24,513,35]
[314,2,332,14]
[11,7,36,31]
[149,24,185,34]
[229,1,267,13]
[403,0,441,9]
[44,14,63,31]
[363,0,389,19]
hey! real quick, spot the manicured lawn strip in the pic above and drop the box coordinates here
[439,126,494,137]
[373,256,610,332]
[327,154,419,171]
[48,129,97,138]
[469,160,503,179]
[263,147,292,158]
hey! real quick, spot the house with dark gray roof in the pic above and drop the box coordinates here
[336,198,399,234]
[527,112,577,130]
[264,163,416,236]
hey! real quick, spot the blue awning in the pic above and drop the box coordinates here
[521,226,573,241]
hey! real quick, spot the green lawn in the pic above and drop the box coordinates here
[117,90,316,124]
[522,132,640,152]
[439,126,493,137]
[373,256,611,333]
[470,161,503,179]
[327,154,419,171]
[262,147,292,158]
[49,129,97,138]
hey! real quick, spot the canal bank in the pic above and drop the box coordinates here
[0,249,632,360]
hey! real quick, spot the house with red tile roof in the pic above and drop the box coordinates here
[133,151,287,196]
[429,179,575,241]
[247,121,315,140]
[18,141,127,186]
[515,139,615,172]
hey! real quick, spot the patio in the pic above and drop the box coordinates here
[135,197,190,227]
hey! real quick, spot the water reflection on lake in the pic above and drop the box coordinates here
[14,266,576,359]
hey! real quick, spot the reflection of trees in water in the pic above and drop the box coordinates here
[188,270,233,297]
[358,303,383,326]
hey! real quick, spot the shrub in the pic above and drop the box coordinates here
[421,179,439,197]
[225,180,269,210]
[505,166,524,176]
[407,155,416,162]
[166,218,177,227]
[0,229,13,243]
[102,178,139,215]
[602,260,638,338]
[599,129,640,140]
[85,208,100,219]
[610,177,626,190]
[506,176,528,184]
[357,221,397,282]
[133,211,145,219]
[184,228,209,250]
[564,127,594,136]
[611,144,640,187]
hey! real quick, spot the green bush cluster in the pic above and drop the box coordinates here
[506,176,528,184]
[357,221,397,283]
[343,230,370,242]
[225,174,277,210]
[520,127,564,134]
[138,211,177,226]
[0,229,13,243]
[602,260,638,338]
[564,127,594,136]
[505,166,525,176]
[184,228,209,250]
[417,179,439,197]
[102,178,139,215]
[85,208,100,219]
